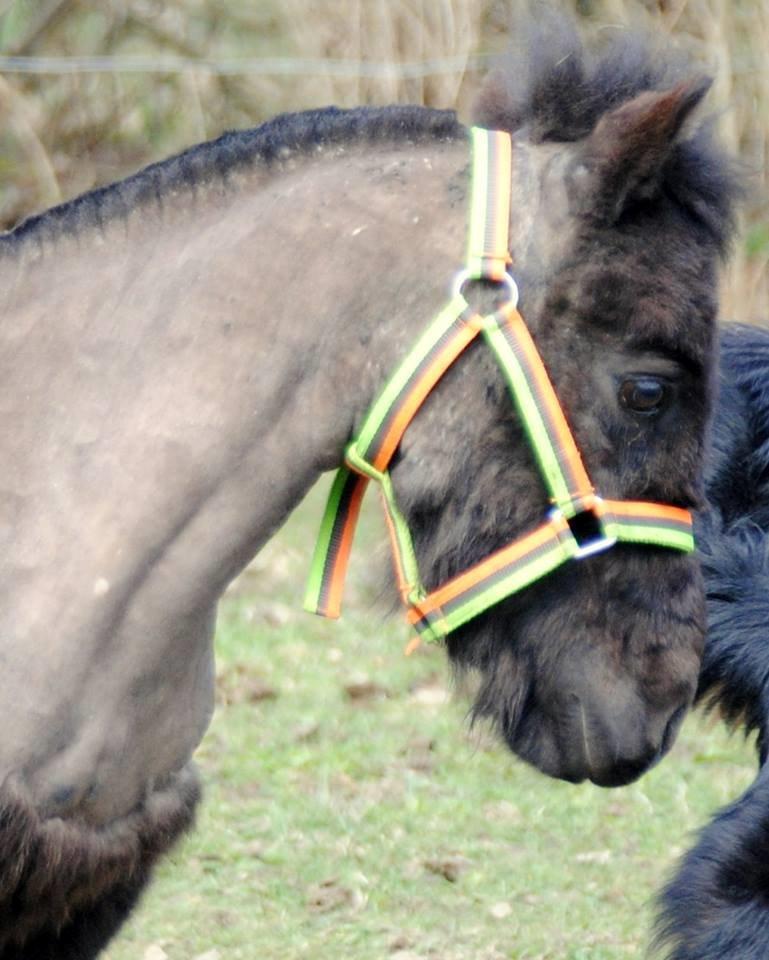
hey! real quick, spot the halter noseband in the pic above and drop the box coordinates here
[304,128,694,646]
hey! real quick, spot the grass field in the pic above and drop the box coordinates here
[102,482,757,960]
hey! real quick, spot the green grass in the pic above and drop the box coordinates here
[103,483,757,960]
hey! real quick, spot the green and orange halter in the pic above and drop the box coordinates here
[304,127,694,647]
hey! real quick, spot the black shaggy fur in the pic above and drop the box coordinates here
[0,765,200,959]
[657,324,769,959]
[472,15,739,253]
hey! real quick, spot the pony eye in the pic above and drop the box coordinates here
[618,377,668,416]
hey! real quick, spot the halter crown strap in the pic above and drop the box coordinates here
[304,127,694,644]
[466,128,513,283]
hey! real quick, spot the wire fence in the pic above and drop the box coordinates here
[0,54,494,77]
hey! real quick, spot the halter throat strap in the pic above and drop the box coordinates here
[304,128,694,644]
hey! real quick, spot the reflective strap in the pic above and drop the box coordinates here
[603,500,695,553]
[466,128,513,282]
[303,465,368,619]
[304,124,696,644]
[407,498,695,642]
[355,294,479,470]
[377,471,422,606]
[303,292,696,634]
[303,295,482,619]
[407,514,575,640]
[483,305,594,516]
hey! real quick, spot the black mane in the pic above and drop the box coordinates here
[0,105,462,252]
[472,16,740,252]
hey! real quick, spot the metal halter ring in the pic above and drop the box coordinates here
[549,497,618,561]
[451,269,519,308]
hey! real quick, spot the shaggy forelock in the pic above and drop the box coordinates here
[472,13,741,254]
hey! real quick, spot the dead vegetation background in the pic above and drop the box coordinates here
[0,0,766,320]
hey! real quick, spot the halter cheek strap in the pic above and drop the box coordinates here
[304,128,694,645]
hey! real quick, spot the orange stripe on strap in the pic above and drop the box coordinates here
[406,516,569,624]
[381,493,413,603]
[476,130,512,282]
[371,318,481,472]
[491,134,512,279]
[504,307,593,499]
[603,500,692,524]
[323,477,368,618]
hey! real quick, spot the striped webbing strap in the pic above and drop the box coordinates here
[303,128,694,644]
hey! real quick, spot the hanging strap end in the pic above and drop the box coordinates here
[302,592,343,621]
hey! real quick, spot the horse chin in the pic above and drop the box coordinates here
[502,694,689,789]
[504,718,589,785]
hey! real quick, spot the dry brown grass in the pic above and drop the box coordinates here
[0,0,766,318]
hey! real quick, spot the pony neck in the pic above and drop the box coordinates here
[0,135,472,604]
[0,132,471,825]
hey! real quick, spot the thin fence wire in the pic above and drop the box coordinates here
[0,54,493,77]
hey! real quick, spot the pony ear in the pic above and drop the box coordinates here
[575,76,712,222]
